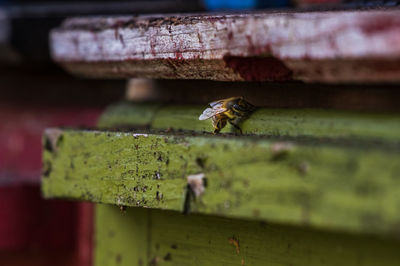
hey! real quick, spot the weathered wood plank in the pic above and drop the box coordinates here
[95,205,148,266]
[42,130,400,236]
[51,9,400,82]
[96,204,400,266]
[0,2,201,65]
[98,102,400,142]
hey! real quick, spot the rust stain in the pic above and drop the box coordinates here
[150,38,157,56]
[223,56,293,81]
[360,15,400,34]
[228,237,240,255]
[175,52,184,61]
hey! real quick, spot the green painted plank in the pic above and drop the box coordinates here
[98,102,400,141]
[95,204,149,266]
[96,204,400,266]
[42,130,400,236]
[98,102,162,128]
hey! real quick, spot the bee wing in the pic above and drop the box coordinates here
[209,97,242,108]
[209,100,224,108]
[199,107,227,120]
[199,108,216,120]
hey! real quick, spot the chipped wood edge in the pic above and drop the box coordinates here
[42,130,400,237]
[51,9,400,82]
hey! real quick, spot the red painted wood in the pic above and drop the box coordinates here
[0,185,76,258]
[0,104,99,265]
[0,105,102,183]
[51,9,400,82]
[0,195,92,265]
[76,202,94,266]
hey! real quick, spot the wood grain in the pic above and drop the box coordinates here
[42,130,400,236]
[95,203,400,266]
[51,9,400,82]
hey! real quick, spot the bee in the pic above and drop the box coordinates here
[199,97,255,134]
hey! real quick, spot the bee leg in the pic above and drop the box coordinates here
[212,122,221,134]
[228,120,243,134]
[213,122,224,134]
[212,117,226,134]
[213,123,222,134]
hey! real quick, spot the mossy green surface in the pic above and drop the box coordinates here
[245,109,400,140]
[43,130,400,236]
[98,102,400,141]
[98,102,162,128]
[96,204,400,266]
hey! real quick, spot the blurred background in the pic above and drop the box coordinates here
[1,0,399,265]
